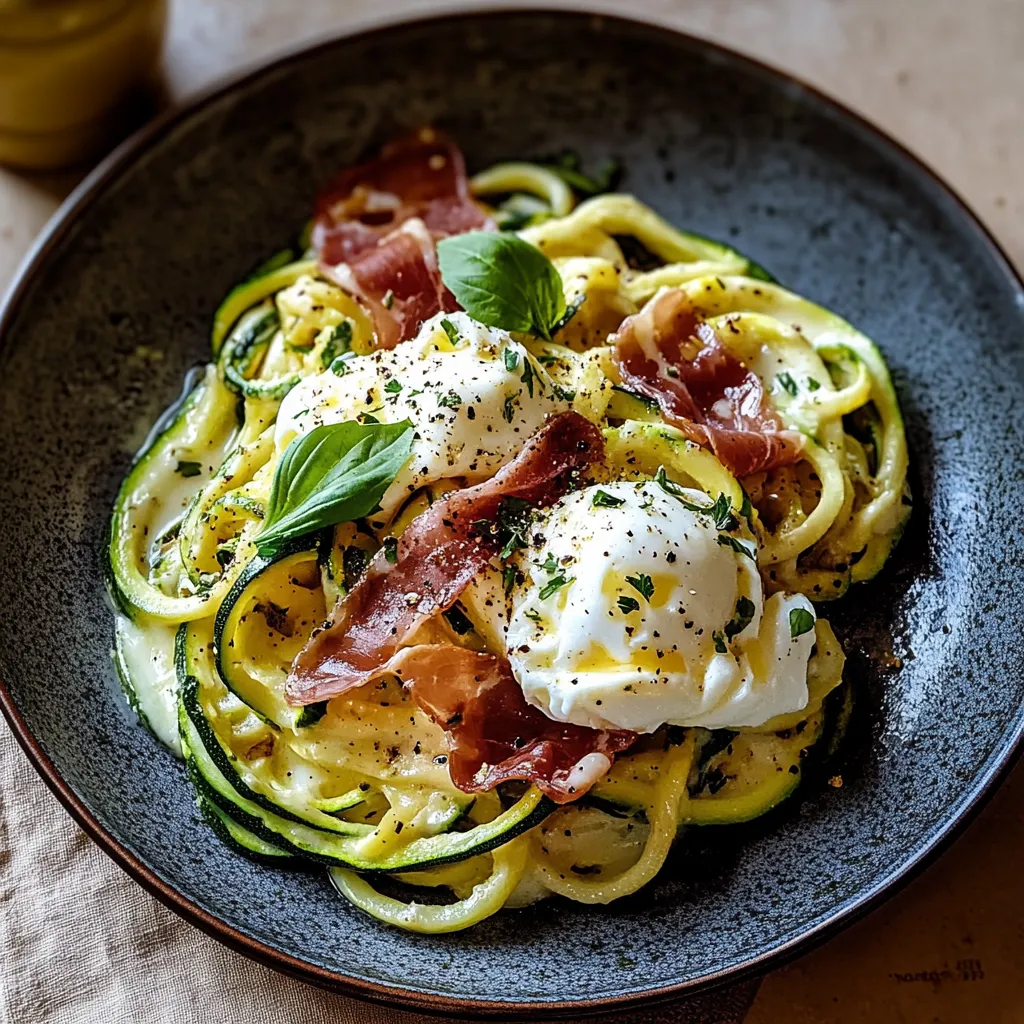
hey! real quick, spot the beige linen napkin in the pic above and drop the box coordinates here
[0,724,758,1024]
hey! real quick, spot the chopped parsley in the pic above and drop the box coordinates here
[502,394,516,423]
[490,496,532,560]
[617,595,641,614]
[739,488,754,526]
[503,348,520,372]
[552,383,577,402]
[592,489,625,509]
[520,357,538,398]
[626,572,655,603]
[541,552,559,574]
[175,460,202,478]
[383,378,402,395]
[717,534,756,560]
[777,371,798,397]
[502,564,517,596]
[725,596,756,639]
[707,493,738,531]
[806,377,821,392]
[382,537,398,564]
[789,607,815,638]
[382,289,395,310]
[330,354,354,376]
[524,608,542,624]
[713,631,728,654]
[538,573,574,600]
[320,321,353,367]
[440,318,460,345]
[437,389,462,409]
[654,467,736,529]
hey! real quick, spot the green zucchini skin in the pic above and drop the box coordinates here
[211,534,321,727]
[196,793,300,867]
[176,630,364,835]
[218,301,303,401]
[180,647,552,871]
[180,678,552,872]
[107,368,239,623]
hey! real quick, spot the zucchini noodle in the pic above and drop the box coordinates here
[107,156,909,933]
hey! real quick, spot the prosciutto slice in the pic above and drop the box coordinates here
[312,129,492,348]
[387,645,636,804]
[286,411,605,706]
[613,288,803,477]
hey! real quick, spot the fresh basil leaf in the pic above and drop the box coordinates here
[258,421,414,557]
[436,231,566,340]
[789,607,815,639]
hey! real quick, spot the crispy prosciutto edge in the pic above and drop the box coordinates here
[385,645,636,804]
[612,288,804,478]
[313,128,492,349]
[285,411,631,803]
[286,411,605,705]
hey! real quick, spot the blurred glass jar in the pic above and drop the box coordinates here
[0,0,167,169]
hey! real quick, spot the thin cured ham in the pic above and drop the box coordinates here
[286,411,605,706]
[386,645,636,804]
[613,288,803,478]
[313,129,492,348]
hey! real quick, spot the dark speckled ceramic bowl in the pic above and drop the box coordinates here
[2,8,1023,1020]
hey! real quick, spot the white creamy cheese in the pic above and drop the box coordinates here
[504,480,815,733]
[275,312,571,521]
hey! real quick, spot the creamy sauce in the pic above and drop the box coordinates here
[114,614,180,754]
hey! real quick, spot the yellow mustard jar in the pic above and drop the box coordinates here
[0,0,167,169]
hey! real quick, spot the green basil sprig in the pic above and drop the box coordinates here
[257,420,414,558]
[437,231,566,340]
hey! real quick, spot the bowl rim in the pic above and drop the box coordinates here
[1,5,1022,1019]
